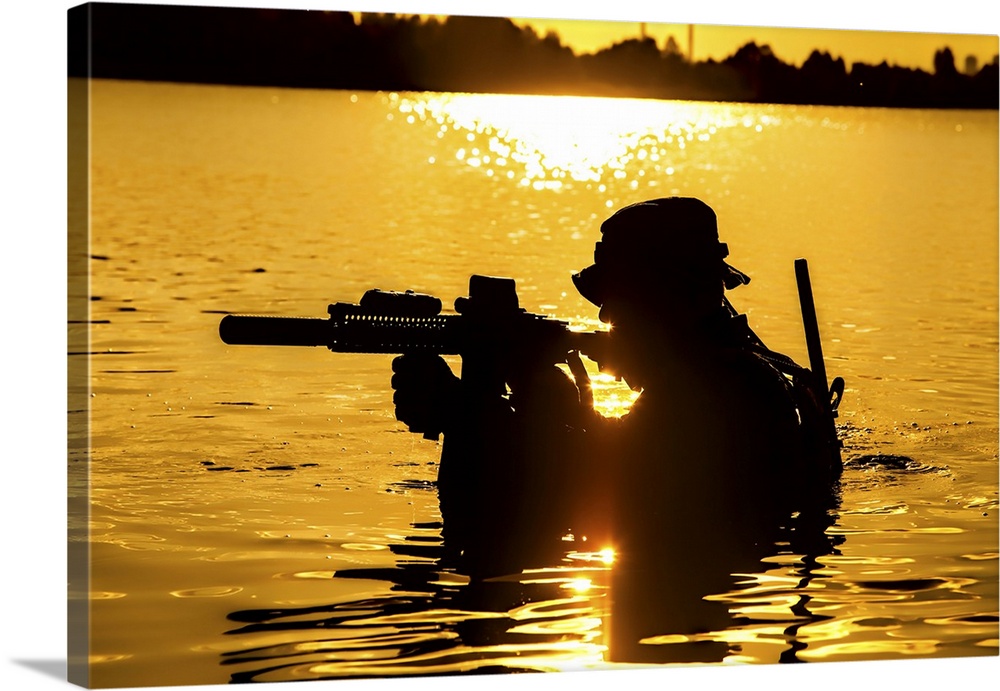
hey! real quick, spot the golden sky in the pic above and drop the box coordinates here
[72,0,1000,73]
[338,0,998,72]
[513,19,999,72]
[82,1,999,73]
[340,0,997,73]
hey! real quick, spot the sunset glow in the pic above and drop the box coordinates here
[400,92,776,189]
[511,16,998,73]
[344,8,997,72]
[390,90,779,227]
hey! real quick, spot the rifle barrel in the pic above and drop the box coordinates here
[219,315,332,347]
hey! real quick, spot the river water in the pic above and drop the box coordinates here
[72,78,998,687]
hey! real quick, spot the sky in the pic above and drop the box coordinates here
[337,0,1000,72]
[512,18,999,73]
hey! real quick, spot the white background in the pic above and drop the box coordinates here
[2,1,997,690]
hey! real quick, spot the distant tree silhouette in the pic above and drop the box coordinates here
[69,4,998,109]
[664,35,683,59]
[849,60,929,107]
[971,58,1000,106]
[405,15,580,94]
[580,37,665,97]
[931,46,965,106]
[934,47,959,78]
[724,42,801,103]
[799,50,850,105]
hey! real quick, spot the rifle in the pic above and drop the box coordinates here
[219,274,611,438]
[219,269,843,461]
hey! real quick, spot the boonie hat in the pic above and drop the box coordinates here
[572,197,750,307]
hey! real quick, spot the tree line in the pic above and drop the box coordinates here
[69,4,999,109]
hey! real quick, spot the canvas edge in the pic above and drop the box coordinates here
[68,3,93,688]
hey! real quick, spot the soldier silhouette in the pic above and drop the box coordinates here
[390,197,842,661]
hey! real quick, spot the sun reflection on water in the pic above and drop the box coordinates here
[387,91,778,198]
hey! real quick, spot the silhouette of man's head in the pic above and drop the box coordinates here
[571,197,751,387]
[572,197,749,326]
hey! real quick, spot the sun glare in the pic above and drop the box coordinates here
[563,578,594,593]
[387,92,777,194]
[557,353,639,418]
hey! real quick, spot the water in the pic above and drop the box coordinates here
[73,79,998,687]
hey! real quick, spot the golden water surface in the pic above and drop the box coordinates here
[72,79,998,687]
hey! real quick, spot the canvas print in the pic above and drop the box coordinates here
[67,2,999,688]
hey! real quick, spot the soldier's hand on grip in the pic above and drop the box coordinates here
[391,354,461,440]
